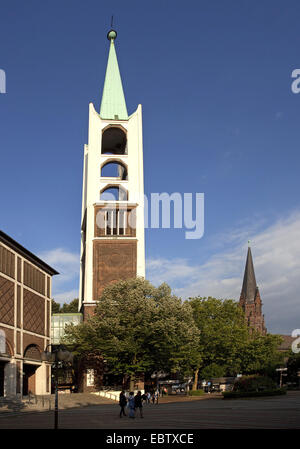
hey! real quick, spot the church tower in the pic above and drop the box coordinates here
[79,29,145,319]
[239,245,267,335]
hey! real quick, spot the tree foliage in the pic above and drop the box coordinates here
[189,296,283,378]
[286,352,300,383]
[51,299,61,313]
[60,298,79,313]
[239,333,284,375]
[63,288,283,385]
[51,298,79,313]
[189,297,248,376]
[64,278,200,381]
[233,375,277,392]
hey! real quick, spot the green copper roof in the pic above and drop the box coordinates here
[100,31,128,120]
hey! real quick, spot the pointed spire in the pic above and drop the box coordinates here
[241,246,258,303]
[100,30,128,121]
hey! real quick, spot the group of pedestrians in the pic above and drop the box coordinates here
[119,390,160,419]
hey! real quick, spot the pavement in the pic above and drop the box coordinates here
[0,391,299,429]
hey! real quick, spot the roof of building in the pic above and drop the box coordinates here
[241,246,258,303]
[99,29,128,121]
[278,335,298,351]
[0,230,59,276]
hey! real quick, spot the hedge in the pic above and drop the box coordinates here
[188,389,205,396]
[222,388,287,399]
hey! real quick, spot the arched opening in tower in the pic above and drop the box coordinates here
[100,185,128,201]
[101,127,127,155]
[101,161,128,180]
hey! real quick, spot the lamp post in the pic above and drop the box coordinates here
[276,367,287,388]
[41,344,73,429]
[151,371,168,404]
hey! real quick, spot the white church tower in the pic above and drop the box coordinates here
[79,29,145,318]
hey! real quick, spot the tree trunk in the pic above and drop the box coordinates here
[129,376,135,391]
[122,375,126,390]
[192,369,199,390]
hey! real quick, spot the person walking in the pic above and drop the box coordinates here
[134,391,144,418]
[147,391,151,404]
[141,392,147,404]
[155,389,159,404]
[151,392,156,404]
[128,391,135,418]
[119,391,127,418]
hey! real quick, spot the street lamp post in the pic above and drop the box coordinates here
[276,367,288,388]
[151,371,168,404]
[41,344,73,429]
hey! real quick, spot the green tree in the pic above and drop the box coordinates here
[201,363,226,379]
[61,298,79,313]
[189,297,249,384]
[240,333,284,375]
[189,296,284,384]
[286,351,300,385]
[64,278,200,389]
[51,299,61,313]
[52,298,79,314]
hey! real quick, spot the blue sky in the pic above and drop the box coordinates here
[1,0,300,334]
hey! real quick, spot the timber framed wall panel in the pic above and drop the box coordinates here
[47,277,50,298]
[23,262,45,295]
[0,244,15,279]
[0,275,15,326]
[17,257,22,282]
[23,289,45,335]
[16,285,21,328]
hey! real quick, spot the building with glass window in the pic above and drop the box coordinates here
[51,313,82,345]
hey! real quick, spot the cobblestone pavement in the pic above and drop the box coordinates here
[0,391,299,429]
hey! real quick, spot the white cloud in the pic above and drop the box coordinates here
[37,248,79,304]
[38,212,300,332]
[147,211,300,335]
[54,289,79,303]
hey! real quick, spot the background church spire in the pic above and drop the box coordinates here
[241,246,257,303]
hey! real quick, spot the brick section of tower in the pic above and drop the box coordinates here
[239,288,267,335]
[93,239,137,300]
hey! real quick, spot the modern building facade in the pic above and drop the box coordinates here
[51,313,82,345]
[239,245,267,335]
[0,231,58,397]
[79,29,145,319]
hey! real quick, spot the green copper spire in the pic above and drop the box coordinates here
[100,30,128,120]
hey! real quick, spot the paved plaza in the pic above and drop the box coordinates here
[0,391,299,429]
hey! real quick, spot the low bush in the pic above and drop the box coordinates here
[233,375,276,393]
[188,389,205,396]
[222,388,287,399]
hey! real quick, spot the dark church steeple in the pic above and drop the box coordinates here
[241,246,257,303]
[239,244,267,335]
